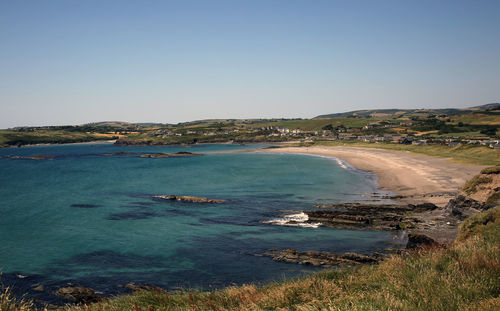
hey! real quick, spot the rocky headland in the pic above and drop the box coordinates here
[1,155,55,160]
[153,194,225,203]
[140,151,202,158]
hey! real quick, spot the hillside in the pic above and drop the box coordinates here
[1,104,499,148]
[314,103,500,119]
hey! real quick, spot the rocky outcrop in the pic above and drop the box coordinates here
[55,286,101,304]
[154,195,225,204]
[445,195,489,220]
[140,152,201,158]
[304,203,438,230]
[2,155,55,160]
[102,152,136,156]
[262,248,383,267]
[406,233,440,249]
[114,139,189,146]
[114,139,155,146]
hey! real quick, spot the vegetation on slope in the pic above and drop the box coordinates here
[0,130,117,147]
[2,106,499,148]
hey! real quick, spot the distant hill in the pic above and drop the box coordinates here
[314,103,500,119]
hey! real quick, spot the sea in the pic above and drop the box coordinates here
[0,143,405,304]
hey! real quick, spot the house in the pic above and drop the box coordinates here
[400,136,414,144]
[412,139,428,146]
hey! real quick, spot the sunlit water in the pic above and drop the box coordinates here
[0,143,403,303]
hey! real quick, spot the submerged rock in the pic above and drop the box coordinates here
[140,152,202,158]
[55,286,101,304]
[102,152,136,156]
[2,155,55,160]
[262,248,383,267]
[154,195,225,204]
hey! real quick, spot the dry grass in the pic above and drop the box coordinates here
[463,175,494,194]
[0,286,35,311]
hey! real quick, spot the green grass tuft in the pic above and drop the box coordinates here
[481,165,500,175]
[463,175,494,194]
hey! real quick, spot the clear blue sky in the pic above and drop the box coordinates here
[1,0,499,128]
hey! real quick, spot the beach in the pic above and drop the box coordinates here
[261,146,486,206]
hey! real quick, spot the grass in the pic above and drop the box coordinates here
[0,286,34,311]
[481,165,500,174]
[450,113,500,126]
[300,140,500,165]
[247,117,386,130]
[463,175,494,194]
[0,130,115,147]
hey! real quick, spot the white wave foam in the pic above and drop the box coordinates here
[262,212,322,229]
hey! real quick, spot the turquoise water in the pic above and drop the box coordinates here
[0,143,402,302]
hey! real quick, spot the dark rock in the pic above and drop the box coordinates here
[445,195,488,220]
[140,153,171,158]
[262,248,383,267]
[140,152,201,158]
[154,195,225,204]
[407,203,439,212]
[114,139,154,146]
[114,139,187,146]
[305,203,419,230]
[55,286,101,304]
[102,152,135,156]
[2,155,55,160]
[406,233,440,250]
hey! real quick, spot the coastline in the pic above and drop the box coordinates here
[0,139,117,149]
[257,145,492,244]
[259,146,486,207]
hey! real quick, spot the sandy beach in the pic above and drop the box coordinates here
[261,146,486,206]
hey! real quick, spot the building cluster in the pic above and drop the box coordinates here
[148,124,499,148]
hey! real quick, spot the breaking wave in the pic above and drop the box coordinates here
[262,212,322,228]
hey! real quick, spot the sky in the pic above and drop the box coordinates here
[0,0,499,128]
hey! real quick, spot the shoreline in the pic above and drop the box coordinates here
[258,145,492,244]
[0,139,117,149]
[259,146,485,207]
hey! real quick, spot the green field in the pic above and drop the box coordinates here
[0,130,116,147]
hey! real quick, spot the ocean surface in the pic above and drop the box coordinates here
[0,143,404,303]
